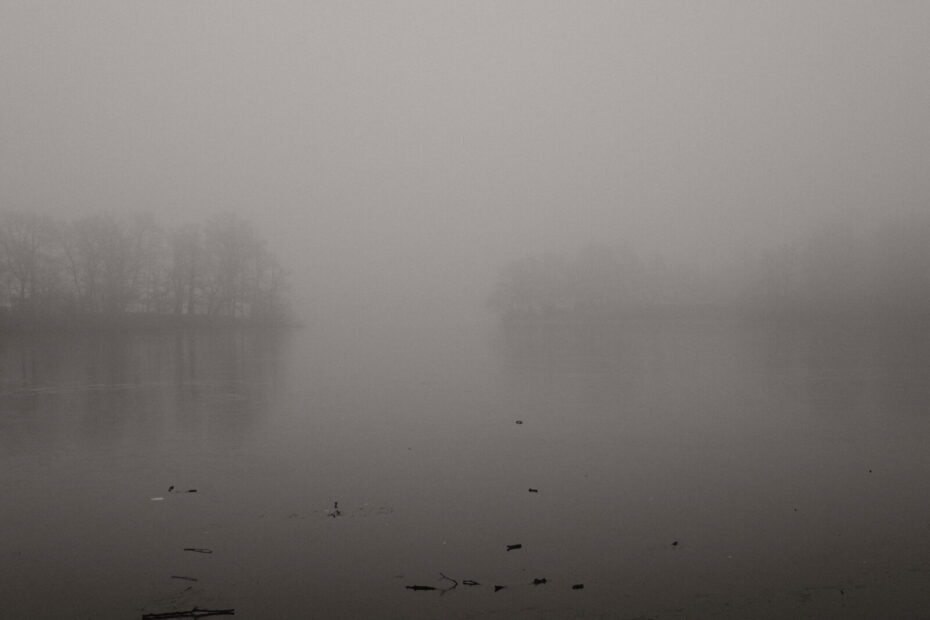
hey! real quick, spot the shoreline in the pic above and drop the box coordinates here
[0,312,302,334]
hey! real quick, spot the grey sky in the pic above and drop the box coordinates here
[2,1,928,324]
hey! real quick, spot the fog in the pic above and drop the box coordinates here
[6,5,930,618]
[3,1,929,330]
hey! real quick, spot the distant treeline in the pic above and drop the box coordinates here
[747,210,930,319]
[0,210,292,329]
[489,244,693,322]
[490,210,930,322]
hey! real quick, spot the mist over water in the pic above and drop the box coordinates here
[3,319,930,618]
[3,2,930,618]
[3,1,930,328]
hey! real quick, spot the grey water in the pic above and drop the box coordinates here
[3,318,930,619]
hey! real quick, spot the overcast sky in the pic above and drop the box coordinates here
[2,1,928,325]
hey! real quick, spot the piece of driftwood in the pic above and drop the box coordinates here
[165,486,196,493]
[141,607,234,619]
[406,572,459,594]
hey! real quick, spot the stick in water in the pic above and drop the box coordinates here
[141,607,234,619]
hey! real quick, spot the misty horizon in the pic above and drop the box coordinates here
[3,3,930,619]
[3,1,929,332]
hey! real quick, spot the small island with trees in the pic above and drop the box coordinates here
[0,209,295,332]
[489,210,930,324]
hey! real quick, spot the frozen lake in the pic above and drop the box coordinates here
[3,318,930,619]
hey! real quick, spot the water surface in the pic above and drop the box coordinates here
[2,319,930,619]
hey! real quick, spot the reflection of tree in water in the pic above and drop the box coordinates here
[0,330,291,445]
[490,321,649,418]
[494,318,930,426]
[169,330,289,432]
[493,320,639,372]
[753,321,930,419]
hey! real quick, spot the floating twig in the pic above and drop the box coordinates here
[406,573,460,594]
[141,607,234,619]
[164,486,196,494]
[170,576,199,582]
[182,548,213,554]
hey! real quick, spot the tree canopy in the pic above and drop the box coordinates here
[0,210,292,327]
[490,211,930,323]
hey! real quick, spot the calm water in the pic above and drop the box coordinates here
[2,319,930,619]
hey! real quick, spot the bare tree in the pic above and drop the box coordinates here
[203,213,260,318]
[168,226,203,315]
[0,208,292,325]
[0,210,58,315]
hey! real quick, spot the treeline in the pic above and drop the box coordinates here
[0,210,292,327]
[488,243,721,322]
[490,210,930,322]
[747,210,930,319]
